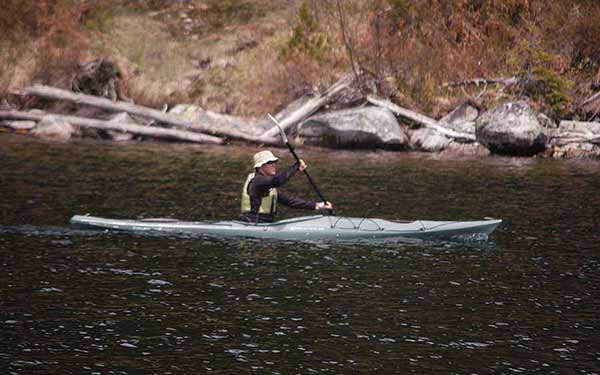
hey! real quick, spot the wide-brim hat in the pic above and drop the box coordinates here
[253,150,278,168]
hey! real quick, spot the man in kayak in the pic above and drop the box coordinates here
[241,150,333,223]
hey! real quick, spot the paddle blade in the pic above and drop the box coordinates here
[267,113,289,144]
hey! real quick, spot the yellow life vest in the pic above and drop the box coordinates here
[240,173,278,215]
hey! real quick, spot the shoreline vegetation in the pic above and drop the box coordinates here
[1,0,599,158]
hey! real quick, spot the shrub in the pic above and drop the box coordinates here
[509,38,573,117]
[280,2,330,63]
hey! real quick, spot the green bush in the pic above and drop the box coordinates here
[280,2,329,63]
[510,39,573,117]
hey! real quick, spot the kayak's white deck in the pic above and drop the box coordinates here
[71,214,501,241]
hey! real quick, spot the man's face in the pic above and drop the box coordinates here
[259,161,277,176]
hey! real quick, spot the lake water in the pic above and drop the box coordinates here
[1,134,599,374]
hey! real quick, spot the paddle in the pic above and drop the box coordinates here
[267,113,334,215]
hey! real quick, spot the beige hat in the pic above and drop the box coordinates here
[253,150,279,168]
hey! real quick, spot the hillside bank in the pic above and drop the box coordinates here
[1,1,599,157]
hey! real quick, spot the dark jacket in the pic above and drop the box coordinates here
[241,162,316,222]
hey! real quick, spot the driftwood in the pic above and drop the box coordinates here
[0,110,223,144]
[442,77,520,100]
[442,77,519,88]
[20,85,271,143]
[552,134,600,146]
[366,96,476,142]
[261,75,353,139]
[551,121,600,145]
[582,91,600,107]
[558,120,600,134]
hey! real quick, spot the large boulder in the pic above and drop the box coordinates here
[475,101,546,156]
[296,107,408,149]
[30,115,79,141]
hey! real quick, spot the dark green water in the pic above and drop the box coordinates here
[1,134,599,374]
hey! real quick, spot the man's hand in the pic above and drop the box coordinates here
[315,201,333,210]
[298,159,307,172]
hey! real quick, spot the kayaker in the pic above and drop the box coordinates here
[240,150,333,223]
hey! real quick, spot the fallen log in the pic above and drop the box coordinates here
[261,75,353,139]
[0,110,223,144]
[551,135,600,146]
[366,96,476,142]
[558,120,600,135]
[20,85,271,143]
[551,121,600,145]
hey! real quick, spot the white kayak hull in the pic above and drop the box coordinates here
[70,215,501,242]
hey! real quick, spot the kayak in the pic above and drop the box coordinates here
[70,214,501,242]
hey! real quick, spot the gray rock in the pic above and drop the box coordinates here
[441,142,491,157]
[296,107,408,149]
[3,120,37,130]
[441,102,479,124]
[0,110,44,130]
[106,113,136,141]
[409,127,451,152]
[445,120,475,135]
[169,104,258,134]
[439,102,479,135]
[3,109,46,130]
[475,101,546,156]
[551,143,600,159]
[30,115,78,141]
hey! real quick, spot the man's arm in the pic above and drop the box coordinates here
[252,163,299,192]
[277,190,316,210]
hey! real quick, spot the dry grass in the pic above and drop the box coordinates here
[91,1,303,113]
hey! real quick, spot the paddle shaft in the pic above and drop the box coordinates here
[285,142,329,203]
[267,113,333,214]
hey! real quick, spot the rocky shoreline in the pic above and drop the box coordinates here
[1,63,599,159]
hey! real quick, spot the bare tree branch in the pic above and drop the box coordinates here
[442,77,519,89]
[335,0,361,85]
